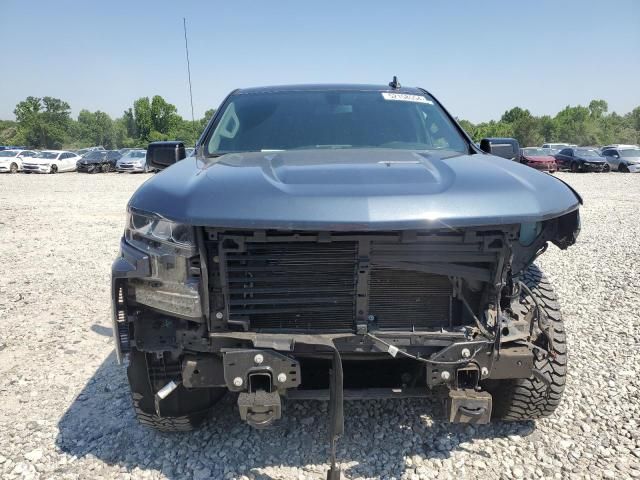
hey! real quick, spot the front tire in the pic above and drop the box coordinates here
[10,163,18,174]
[619,164,629,173]
[127,348,225,431]
[50,164,58,174]
[488,265,567,421]
[570,162,579,173]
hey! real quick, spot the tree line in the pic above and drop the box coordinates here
[0,95,215,150]
[458,100,640,147]
[1,95,639,150]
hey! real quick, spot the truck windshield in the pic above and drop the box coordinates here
[205,90,469,157]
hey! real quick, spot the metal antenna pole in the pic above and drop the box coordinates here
[183,17,195,124]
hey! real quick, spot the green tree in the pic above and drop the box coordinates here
[14,96,71,148]
[457,119,476,138]
[554,105,599,145]
[0,120,20,145]
[588,99,608,118]
[512,115,543,147]
[133,97,153,141]
[501,107,530,124]
[76,110,116,148]
[122,108,137,138]
[150,95,180,134]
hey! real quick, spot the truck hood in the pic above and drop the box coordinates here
[129,149,581,230]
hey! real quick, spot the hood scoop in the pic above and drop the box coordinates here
[258,149,453,194]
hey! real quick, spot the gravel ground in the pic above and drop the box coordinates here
[0,171,639,480]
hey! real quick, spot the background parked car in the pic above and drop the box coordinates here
[22,150,81,173]
[554,147,608,172]
[601,147,640,173]
[115,149,150,173]
[76,146,105,157]
[0,145,28,151]
[76,150,122,173]
[0,149,38,173]
[601,143,639,151]
[542,143,577,155]
[479,137,520,161]
[519,147,557,172]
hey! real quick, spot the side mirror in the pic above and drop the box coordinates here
[479,138,520,161]
[146,141,186,171]
[479,139,492,154]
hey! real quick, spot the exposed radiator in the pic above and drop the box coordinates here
[210,229,500,332]
[368,268,452,330]
[225,242,358,330]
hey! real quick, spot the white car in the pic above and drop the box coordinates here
[0,149,38,173]
[115,149,151,173]
[22,150,82,174]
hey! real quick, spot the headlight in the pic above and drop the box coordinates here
[125,208,195,255]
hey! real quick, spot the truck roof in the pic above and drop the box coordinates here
[236,83,427,95]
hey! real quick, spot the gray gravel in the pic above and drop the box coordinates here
[0,171,639,480]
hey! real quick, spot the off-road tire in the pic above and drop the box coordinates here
[489,264,567,421]
[127,348,226,432]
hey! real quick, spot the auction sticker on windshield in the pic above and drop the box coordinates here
[381,92,433,104]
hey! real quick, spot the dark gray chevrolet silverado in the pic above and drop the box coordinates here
[112,82,580,478]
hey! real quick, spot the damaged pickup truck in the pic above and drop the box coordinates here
[112,82,580,478]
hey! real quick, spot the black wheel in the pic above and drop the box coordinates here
[101,163,112,173]
[570,162,579,173]
[91,164,101,173]
[486,264,567,421]
[10,163,18,174]
[619,164,629,173]
[603,164,610,172]
[50,164,58,174]
[127,348,226,431]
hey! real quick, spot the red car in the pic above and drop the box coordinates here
[520,147,558,172]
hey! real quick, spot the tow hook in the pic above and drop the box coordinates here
[238,389,282,428]
[447,389,492,424]
[223,349,301,429]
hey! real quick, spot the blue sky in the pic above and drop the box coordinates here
[1,0,639,123]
